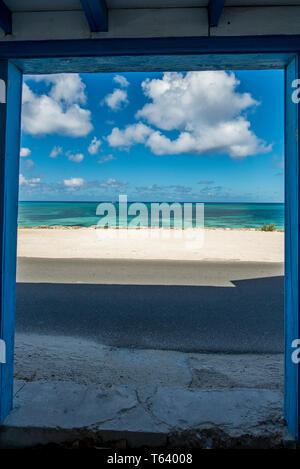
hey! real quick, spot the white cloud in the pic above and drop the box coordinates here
[33,74,87,105]
[88,136,102,155]
[19,175,129,195]
[23,159,35,171]
[19,173,41,187]
[137,71,256,130]
[19,174,26,185]
[136,184,164,193]
[108,71,271,159]
[62,177,127,191]
[103,89,128,111]
[107,123,153,148]
[50,146,63,158]
[20,147,31,157]
[22,74,93,137]
[98,154,116,164]
[199,180,215,185]
[136,183,192,195]
[145,119,266,159]
[63,177,84,188]
[99,178,128,189]
[113,75,129,88]
[67,152,84,163]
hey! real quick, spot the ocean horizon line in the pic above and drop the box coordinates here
[17,201,285,230]
[18,200,284,205]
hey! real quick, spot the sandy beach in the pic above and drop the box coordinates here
[17,227,284,262]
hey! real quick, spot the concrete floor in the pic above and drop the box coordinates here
[7,333,286,449]
[1,380,288,449]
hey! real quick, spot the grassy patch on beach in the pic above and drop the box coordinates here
[261,223,276,232]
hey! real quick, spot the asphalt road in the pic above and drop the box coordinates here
[16,258,284,353]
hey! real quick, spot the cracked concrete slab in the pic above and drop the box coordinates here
[0,381,169,448]
[0,380,291,449]
[7,381,138,428]
[1,334,289,448]
[149,387,283,434]
[13,380,27,397]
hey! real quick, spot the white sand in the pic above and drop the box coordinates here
[17,227,284,262]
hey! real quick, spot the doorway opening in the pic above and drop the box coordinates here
[10,68,286,447]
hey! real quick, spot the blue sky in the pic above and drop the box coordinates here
[19,70,284,202]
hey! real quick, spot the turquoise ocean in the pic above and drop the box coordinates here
[18,202,285,230]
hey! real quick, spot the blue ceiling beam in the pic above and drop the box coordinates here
[0,1,11,35]
[0,36,300,58]
[80,0,108,32]
[208,0,226,27]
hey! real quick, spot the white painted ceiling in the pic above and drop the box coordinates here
[4,0,300,13]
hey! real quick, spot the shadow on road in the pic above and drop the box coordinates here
[16,275,283,353]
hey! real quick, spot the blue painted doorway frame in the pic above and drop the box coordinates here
[0,60,22,423]
[0,36,299,441]
[285,56,300,441]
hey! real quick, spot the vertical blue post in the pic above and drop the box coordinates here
[0,60,22,424]
[285,55,300,442]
